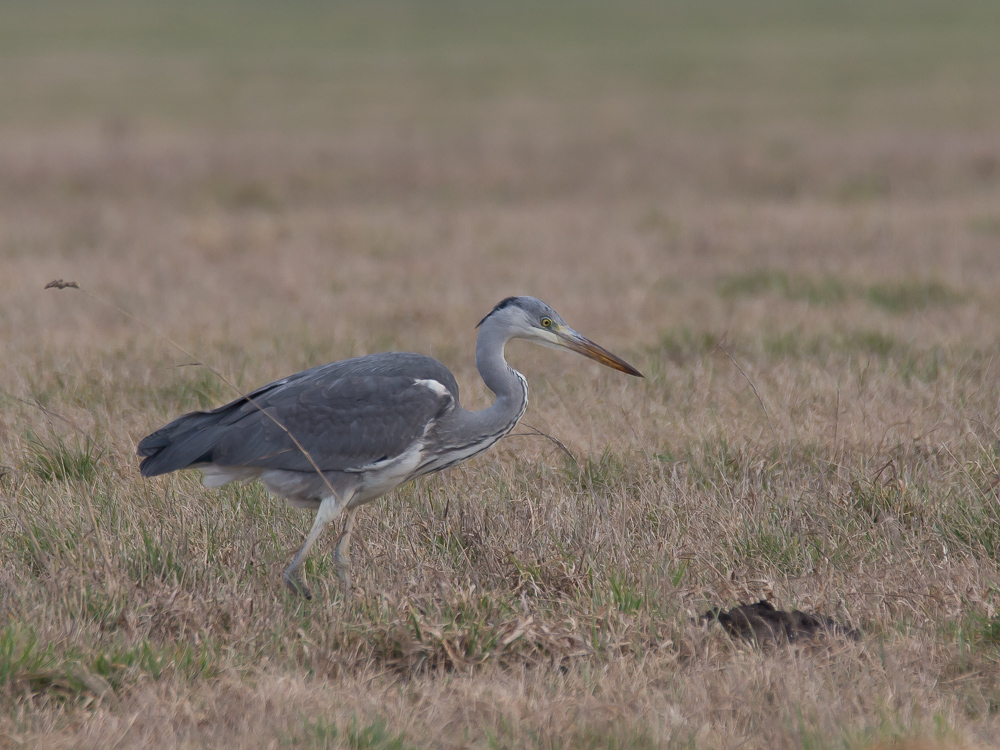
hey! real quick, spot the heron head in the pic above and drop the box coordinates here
[477,296,643,377]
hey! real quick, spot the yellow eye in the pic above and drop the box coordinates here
[541,317,552,328]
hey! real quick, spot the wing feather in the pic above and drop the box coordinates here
[138,353,458,476]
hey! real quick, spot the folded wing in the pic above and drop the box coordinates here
[137,353,457,477]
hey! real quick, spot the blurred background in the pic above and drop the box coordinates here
[2,0,999,412]
[4,0,1000,438]
[3,0,999,136]
[4,0,999,340]
[0,0,1000,388]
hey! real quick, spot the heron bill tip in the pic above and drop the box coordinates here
[558,328,644,377]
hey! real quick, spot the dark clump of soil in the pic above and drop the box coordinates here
[701,600,858,644]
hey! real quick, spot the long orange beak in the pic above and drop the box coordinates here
[556,327,643,377]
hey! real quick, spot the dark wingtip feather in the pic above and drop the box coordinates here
[136,432,172,476]
[135,417,218,477]
[136,433,166,458]
[138,455,161,477]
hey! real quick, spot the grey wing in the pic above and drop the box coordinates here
[211,374,451,471]
[137,353,458,476]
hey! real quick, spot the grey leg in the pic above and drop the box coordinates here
[283,494,345,599]
[334,507,359,599]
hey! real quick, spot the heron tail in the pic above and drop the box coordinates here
[136,411,224,477]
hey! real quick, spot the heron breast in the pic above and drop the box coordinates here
[354,440,426,503]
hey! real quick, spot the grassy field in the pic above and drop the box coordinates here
[3,1,1000,747]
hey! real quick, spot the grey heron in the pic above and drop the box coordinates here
[137,296,642,598]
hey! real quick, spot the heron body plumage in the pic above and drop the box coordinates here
[137,296,641,598]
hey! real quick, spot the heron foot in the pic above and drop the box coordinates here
[282,570,313,600]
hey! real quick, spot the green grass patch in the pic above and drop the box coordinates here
[717,270,849,305]
[834,173,891,202]
[865,281,966,313]
[208,179,282,211]
[156,366,231,411]
[718,270,967,315]
[0,625,120,702]
[572,449,643,496]
[898,346,944,383]
[652,326,720,362]
[566,724,659,750]
[292,716,414,750]
[968,215,1000,234]
[76,586,128,628]
[684,437,778,493]
[21,432,103,483]
[0,626,52,690]
[128,526,187,586]
[606,572,644,615]
[722,522,819,576]
[761,328,897,360]
[944,610,1000,652]
[938,483,1000,560]
[760,330,817,358]
[750,329,965,377]
[848,476,925,530]
[844,330,898,357]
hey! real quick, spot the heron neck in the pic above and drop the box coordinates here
[470,321,528,432]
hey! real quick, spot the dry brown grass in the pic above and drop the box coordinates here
[4,2,1000,747]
